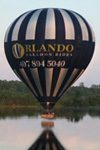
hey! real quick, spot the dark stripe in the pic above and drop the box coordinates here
[74,11,93,42]
[67,69,82,88]
[54,9,65,42]
[35,9,48,85]
[35,9,47,45]
[37,96,59,103]
[15,69,37,97]
[38,68,46,96]
[82,42,95,69]
[59,69,82,97]
[41,143,45,150]
[28,130,65,150]
[18,10,37,42]
[77,41,95,69]
[23,68,41,96]
[50,68,61,96]
[50,142,53,150]
[65,10,82,45]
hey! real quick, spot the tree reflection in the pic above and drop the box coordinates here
[0,107,100,122]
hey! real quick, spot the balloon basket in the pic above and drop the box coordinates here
[41,112,54,119]
[41,121,54,128]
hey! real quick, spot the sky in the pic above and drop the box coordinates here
[0,0,100,87]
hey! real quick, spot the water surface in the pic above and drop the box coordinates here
[0,108,100,150]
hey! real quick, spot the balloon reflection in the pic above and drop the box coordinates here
[28,121,66,150]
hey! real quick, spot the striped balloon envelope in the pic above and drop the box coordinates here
[4,8,95,110]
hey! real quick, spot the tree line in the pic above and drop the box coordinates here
[0,80,40,108]
[0,80,100,108]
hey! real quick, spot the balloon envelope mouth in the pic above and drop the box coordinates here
[40,102,56,110]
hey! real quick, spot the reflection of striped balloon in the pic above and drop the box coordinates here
[28,130,65,150]
[4,8,95,110]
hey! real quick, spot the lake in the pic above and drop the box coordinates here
[0,108,100,150]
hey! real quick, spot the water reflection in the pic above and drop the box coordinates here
[28,121,65,150]
[0,108,100,150]
[0,107,100,122]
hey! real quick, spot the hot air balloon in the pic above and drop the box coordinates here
[4,8,95,110]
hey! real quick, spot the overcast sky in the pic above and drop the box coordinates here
[0,0,100,87]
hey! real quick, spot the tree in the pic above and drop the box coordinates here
[79,82,84,87]
[91,84,98,89]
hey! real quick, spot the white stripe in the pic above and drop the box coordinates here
[53,68,68,97]
[59,9,75,40]
[70,69,84,86]
[58,69,79,97]
[45,8,56,39]
[88,24,95,42]
[18,45,21,56]
[46,143,50,150]
[14,46,19,57]
[26,9,43,40]
[20,69,38,96]
[45,68,53,96]
[30,68,43,96]
[52,143,57,150]
[12,11,31,41]
[71,11,89,41]
[64,70,84,94]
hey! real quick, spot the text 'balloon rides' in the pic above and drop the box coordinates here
[4,8,95,110]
